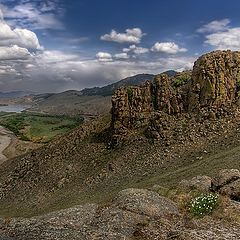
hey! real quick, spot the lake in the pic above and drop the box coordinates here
[0,105,29,113]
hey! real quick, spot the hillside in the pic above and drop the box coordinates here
[28,91,112,117]
[0,91,35,99]
[0,51,240,239]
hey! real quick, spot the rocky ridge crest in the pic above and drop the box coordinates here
[111,50,240,141]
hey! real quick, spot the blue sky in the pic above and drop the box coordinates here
[0,0,240,92]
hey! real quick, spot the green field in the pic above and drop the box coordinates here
[0,112,83,143]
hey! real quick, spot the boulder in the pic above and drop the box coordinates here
[113,188,179,217]
[179,175,212,192]
[212,169,240,190]
[219,179,240,201]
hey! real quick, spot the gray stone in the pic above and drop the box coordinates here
[179,175,212,192]
[113,188,179,217]
[220,179,240,201]
[212,169,240,189]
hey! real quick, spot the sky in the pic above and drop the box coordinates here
[0,0,240,93]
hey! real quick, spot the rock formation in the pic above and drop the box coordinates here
[111,81,153,131]
[188,50,240,111]
[179,168,240,201]
[111,73,189,136]
[111,50,240,138]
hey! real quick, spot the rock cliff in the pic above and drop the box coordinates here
[111,72,190,135]
[188,50,240,111]
[111,50,240,139]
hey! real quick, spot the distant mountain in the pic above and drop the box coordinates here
[0,91,35,99]
[81,74,155,96]
[81,71,177,96]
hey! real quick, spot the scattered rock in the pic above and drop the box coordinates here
[179,169,240,202]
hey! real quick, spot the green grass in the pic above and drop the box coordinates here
[0,112,83,143]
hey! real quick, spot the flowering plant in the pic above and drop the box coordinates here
[189,193,218,217]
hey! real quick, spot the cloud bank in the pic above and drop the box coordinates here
[0,5,194,93]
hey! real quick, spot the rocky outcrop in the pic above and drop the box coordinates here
[188,50,240,111]
[111,73,189,137]
[179,169,240,201]
[212,169,240,191]
[220,179,240,201]
[111,81,153,131]
[152,74,184,114]
[111,51,240,138]
[1,186,240,240]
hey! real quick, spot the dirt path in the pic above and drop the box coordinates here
[0,126,13,164]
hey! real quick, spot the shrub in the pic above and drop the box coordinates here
[189,193,219,217]
[173,71,191,87]
[127,87,133,103]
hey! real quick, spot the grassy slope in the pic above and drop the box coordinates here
[0,114,239,218]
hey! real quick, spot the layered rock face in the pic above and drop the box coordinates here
[111,50,240,136]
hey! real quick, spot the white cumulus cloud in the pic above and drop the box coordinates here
[197,19,230,33]
[0,21,16,39]
[0,11,41,50]
[96,52,113,62]
[13,28,41,50]
[100,28,145,44]
[199,19,240,51]
[205,28,240,50]
[151,42,187,54]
